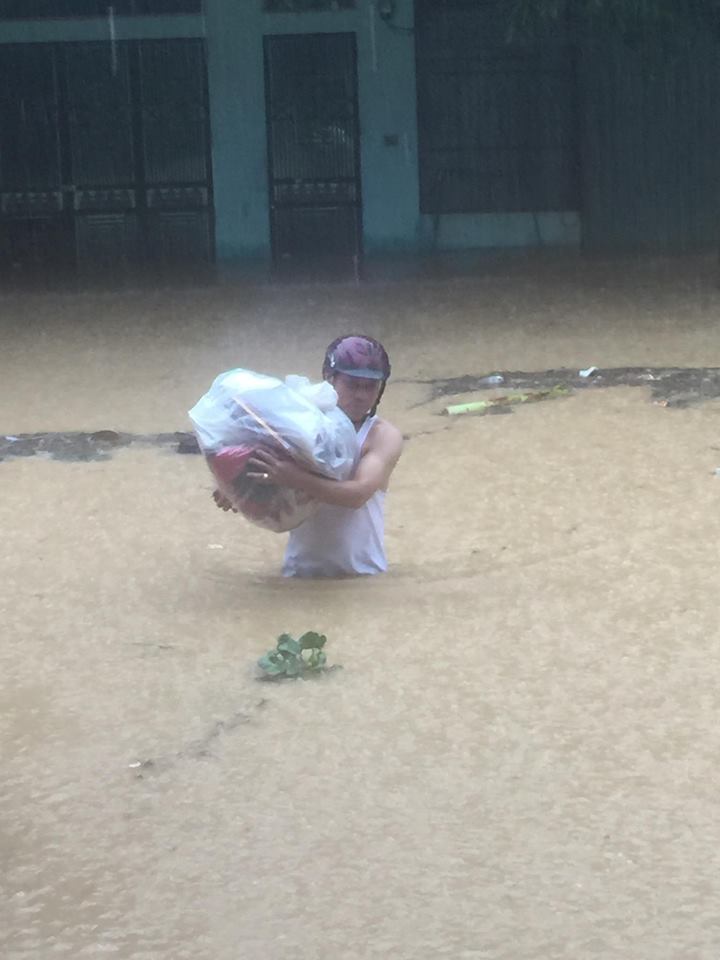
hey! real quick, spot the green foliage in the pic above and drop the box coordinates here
[257,631,336,681]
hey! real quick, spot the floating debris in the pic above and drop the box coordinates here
[424,367,720,410]
[0,430,200,463]
[257,632,340,681]
[4,368,720,466]
[444,385,571,417]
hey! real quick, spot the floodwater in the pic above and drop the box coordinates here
[2,254,720,960]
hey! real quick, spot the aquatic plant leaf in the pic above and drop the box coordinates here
[298,631,327,650]
[258,654,285,675]
[277,637,301,655]
[257,632,337,680]
[284,658,301,677]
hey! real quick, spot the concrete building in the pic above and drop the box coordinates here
[0,1,716,282]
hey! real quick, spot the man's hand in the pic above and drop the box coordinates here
[246,419,402,511]
[246,448,315,491]
[212,489,237,512]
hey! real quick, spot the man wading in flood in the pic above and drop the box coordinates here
[215,335,403,577]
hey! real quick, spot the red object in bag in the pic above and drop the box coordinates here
[207,444,318,532]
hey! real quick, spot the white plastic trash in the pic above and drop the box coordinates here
[189,368,358,478]
[189,368,360,533]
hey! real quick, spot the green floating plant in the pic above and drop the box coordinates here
[257,631,338,681]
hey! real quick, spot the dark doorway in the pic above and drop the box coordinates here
[0,38,214,287]
[263,32,362,280]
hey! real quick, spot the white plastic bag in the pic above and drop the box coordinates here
[189,369,357,478]
[189,368,358,532]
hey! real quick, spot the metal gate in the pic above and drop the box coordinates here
[415,0,578,216]
[0,44,71,281]
[0,38,213,285]
[263,32,362,276]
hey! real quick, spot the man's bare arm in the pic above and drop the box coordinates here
[247,420,403,510]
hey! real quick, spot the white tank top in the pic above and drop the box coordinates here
[282,416,387,577]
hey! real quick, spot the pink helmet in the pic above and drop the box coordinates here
[322,335,391,382]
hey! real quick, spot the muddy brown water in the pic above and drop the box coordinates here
[2,255,720,960]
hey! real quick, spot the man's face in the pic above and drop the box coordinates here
[330,372,383,424]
